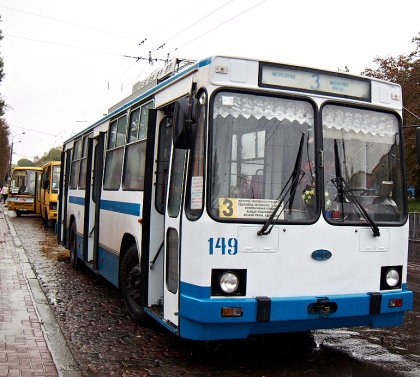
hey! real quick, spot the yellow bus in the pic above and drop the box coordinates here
[7,166,42,216]
[40,161,61,227]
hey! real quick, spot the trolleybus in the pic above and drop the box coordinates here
[58,55,413,340]
[8,166,42,216]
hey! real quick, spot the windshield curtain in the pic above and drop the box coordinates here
[210,91,316,222]
[322,104,404,223]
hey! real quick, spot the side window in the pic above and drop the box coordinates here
[116,116,127,147]
[128,108,140,143]
[122,101,154,191]
[52,165,60,193]
[43,166,51,191]
[167,149,186,218]
[69,139,82,189]
[104,115,127,190]
[79,135,91,189]
[155,117,173,214]
[185,92,207,220]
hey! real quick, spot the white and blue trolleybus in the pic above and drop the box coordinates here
[58,56,413,340]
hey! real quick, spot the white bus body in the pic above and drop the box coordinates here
[58,56,413,340]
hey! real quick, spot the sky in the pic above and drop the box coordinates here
[0,0,419,164]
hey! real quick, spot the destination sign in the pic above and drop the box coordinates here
[260,64,370,101]
[219,198,283,219]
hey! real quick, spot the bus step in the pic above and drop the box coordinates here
[148,306,164,319]
[85,262,98,274]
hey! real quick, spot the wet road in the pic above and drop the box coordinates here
[8,214,420,376]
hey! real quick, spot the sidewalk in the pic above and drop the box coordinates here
[0,204,81,377]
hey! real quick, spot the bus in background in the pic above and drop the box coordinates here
[58,56,413,341]
[40,161,60,227]
[7,166,42,216]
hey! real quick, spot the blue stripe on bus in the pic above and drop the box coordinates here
[69,196,85,205]
[178,281,413,340]
[100,199,141,216]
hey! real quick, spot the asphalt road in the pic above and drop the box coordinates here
[8,214,420,377]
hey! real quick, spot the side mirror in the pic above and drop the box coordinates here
[173,97,199,149]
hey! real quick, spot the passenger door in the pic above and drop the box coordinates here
[163,147,187,326]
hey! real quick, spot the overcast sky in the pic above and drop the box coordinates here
[1,0,419,164]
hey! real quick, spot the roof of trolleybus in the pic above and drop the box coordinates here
[64,55,402,145]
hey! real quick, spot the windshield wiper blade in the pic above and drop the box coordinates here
[288,134,306,213]
[332,177,380,237]
[258,134,305,236]
[332,139,380,237]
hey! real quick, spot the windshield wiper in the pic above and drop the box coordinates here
[332,139,380,237]
[258,133,305,236]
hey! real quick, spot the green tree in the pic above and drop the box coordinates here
[362,32,420,190]
[34,146,62,166]
[0,118,10,181]
[17,158,35,167]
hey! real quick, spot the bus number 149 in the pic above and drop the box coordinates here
[208,237,238,255]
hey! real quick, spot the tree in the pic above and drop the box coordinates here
[0,24,9,182]
[17,158,35,167]
[0,23,5,117]
[0,118,10,180]
[362,32,420,189]
[34,146,62,166]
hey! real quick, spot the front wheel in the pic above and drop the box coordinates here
[120,244,146,322]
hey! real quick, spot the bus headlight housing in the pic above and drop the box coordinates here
[220,272,239,293]
[386,269,399,287]
[380,266,402,290]
[211,269,247,296]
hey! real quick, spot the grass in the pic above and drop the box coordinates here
[408,199,420,212]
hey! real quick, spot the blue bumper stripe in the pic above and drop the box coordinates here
[178,281,413,340]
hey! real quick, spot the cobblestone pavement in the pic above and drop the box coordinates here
[7,213,419,377]
[0,207,58,376]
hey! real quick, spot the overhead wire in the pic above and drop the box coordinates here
[165,0,267,57]
[6,0,267,141]
[9,124,60,137]
[0,5,138,41]
[3,34,129,57]
[63,59,140,137]
[65,0,239,132]
[160,0,234,45]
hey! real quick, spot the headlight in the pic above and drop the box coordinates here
[380,265,402,290]
[220,272,239,294]
[385,269,400,287]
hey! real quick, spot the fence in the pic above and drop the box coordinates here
[409,212,420,240]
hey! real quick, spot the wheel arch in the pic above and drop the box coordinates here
[118,233,139,288]
[69,214,77,231]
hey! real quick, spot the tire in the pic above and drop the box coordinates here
[120,244,146,322]
[69,222,81,270]
[42,210,48,226]
[16,211,21,217]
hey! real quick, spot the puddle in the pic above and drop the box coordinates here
[40,243,69,261]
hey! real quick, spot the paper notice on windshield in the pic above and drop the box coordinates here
[218,198,282,219]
